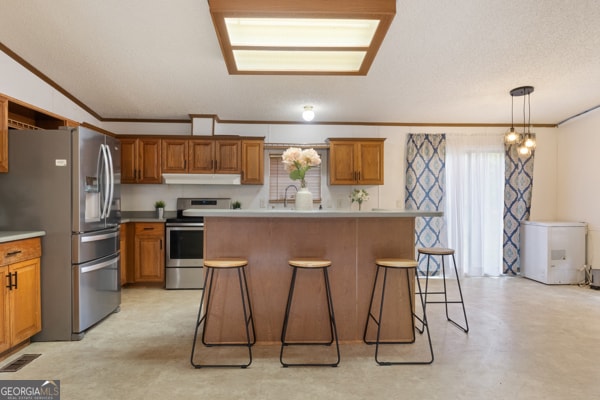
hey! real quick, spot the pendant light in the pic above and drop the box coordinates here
[505,86,536,157]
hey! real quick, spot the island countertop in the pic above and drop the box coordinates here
[184,209,442,218]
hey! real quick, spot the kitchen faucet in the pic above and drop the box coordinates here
[284,184,298,208]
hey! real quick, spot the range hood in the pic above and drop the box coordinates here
[162,173,241,185]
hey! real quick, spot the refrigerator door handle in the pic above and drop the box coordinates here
[81,255,120,274]
[100,144,111,219]
[106,142,115,218]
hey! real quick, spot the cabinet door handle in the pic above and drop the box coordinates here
[12,271,17,290]
[143,227,153,231]
[160,239,163,250]
[5,273,11,290]
[6,250,22,257]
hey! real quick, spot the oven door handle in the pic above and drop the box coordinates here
[166,224,205,228]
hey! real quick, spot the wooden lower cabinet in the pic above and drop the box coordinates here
[133,223,165,283]
[0,238,42,354]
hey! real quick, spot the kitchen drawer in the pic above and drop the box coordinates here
[134,222,164,235]
[0,238,42,266]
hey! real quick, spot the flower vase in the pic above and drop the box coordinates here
[295,187,313,211]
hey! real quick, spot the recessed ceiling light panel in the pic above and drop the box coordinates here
[209,0,396,75]
[225,18,379,47]
[233,50,366,72]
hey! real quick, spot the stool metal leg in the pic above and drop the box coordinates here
[417,252,469,333]
[447,254,469,333]
[280,266,340,367]
[364,265,433,365]
[191,266,255,368]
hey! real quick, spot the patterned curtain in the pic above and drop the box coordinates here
[503,140,535,275]
[405,133,447,275]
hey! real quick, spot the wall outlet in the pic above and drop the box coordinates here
[259,199,266,208]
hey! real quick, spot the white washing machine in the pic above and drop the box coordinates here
[520,221,587,284]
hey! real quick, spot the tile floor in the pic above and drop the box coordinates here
[1,276,599,399]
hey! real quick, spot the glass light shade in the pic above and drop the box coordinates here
[524,137,535,148]
[302,107,315,122]
[505,128,518,144]
[518,145,531,156]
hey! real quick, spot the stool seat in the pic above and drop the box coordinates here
[204,258,248,268]
[375,258,419,268]
[288,258,332,268]
[418,247,455,256]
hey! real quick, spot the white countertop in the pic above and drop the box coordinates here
[0,231,46,243]
[183,209,442,218]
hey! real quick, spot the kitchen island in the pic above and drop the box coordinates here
[185,209,441,344]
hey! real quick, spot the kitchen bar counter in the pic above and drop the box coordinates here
[201,210,440,344]
[185,208,441,218]
[0,231,46,243]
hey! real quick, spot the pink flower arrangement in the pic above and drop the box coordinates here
[281,147,321,188]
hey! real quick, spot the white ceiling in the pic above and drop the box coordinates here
[1,0,600,125]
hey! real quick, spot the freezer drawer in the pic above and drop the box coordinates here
[72,228,120,264]
[72,253,121,334]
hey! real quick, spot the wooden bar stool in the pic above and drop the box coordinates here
[417,248,469,333]
[190,257,256,368]
[280,258,340,367]
[363,258,434,365]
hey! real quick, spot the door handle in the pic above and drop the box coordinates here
[81,231,119,242]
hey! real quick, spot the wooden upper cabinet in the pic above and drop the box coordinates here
[1,96,72,174]
[215,139,241,173]
[120,137,161,184]
[162,139,188,173]
[170,138,241,174]
[188,139,215,173]
[0,97,8,173]
[328,138,385,185]
[241,139,264,184]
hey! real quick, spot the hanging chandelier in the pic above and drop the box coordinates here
[505,86,536,156]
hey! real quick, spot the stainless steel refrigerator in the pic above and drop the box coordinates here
[0,126,121,341]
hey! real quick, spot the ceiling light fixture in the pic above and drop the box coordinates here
[505,86,536,157]
[208,0,396,75]
[302,105,315,122]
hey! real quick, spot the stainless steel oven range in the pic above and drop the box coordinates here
[165,198,231,289]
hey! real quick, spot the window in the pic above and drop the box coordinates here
[269,152,322,203]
